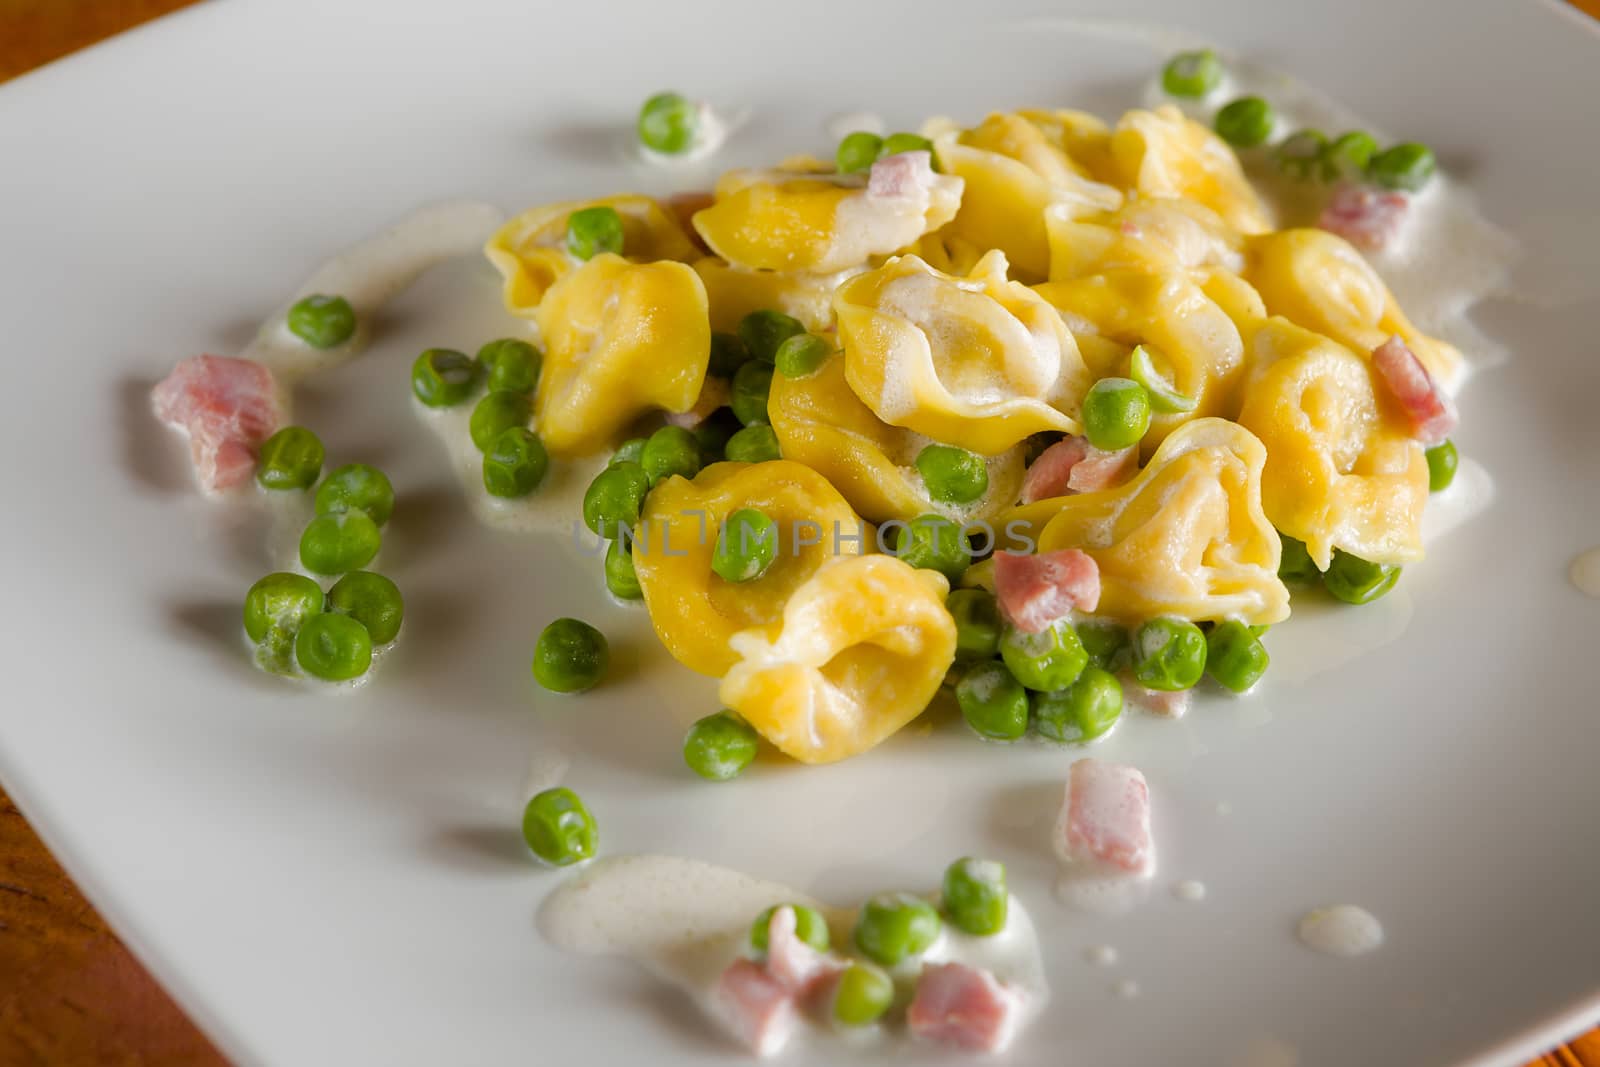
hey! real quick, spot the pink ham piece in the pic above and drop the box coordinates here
[907,962,1024,1054]
[715,958,798,1058]
[1318,183,1409,252]
[1055,759,1154,877]
[1020,436,1137,504]
[1371,335,1457,446]
[993,549,1101,633]
[762,905,840,997]
[867,150,937,200]
[151,354,283,492]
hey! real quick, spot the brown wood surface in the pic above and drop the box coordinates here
[1,2,1597,1064]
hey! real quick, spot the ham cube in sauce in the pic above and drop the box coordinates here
[907,961,1024,1054]
[867,150,938,200]
[761,905,839,997]
[151,354,282,492]
[1318,183,1409,252]
[1021,436,1140,504]
[1055,759,1154,878]
[715,958,799,1058]
[1371,335,1457,446]
[993,549,1101,633]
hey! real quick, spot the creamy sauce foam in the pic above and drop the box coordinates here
[1296,905,1384,957]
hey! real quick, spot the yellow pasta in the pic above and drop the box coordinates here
[1109,106,1273,235]
[693,256,857,334]
[535,253,710,455]
[835,252,1090,454]
[719,554,957,764]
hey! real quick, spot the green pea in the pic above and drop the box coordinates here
[582,461,651,539]
[1214,96,1275,148]
[1161,49,1224,98]
[478,338,542,395]
[1205,620,1269,693]
[881,132,936,160]
[521,787,597,867]
[299,510,381,576]
[482,428,550,498]
[326,570,404,645]
[411,348,482,407]
[1082,377,1152,451]
[832,962,893,1027]
[1000,617,1089,692]
[532,617,610,693]
[708,332,751,378]
[712,508,778,583]
[946,589,1002,663]
[1278,533,1321,584]
[730,361,774,426]
[1032,667,1123,743]
[724,424,782,464]
[610,438,648,468]
[683,711,759,781]
[641,425,703,486]
[243,572,323,644]
[750,902,830,953]
[469,390,533,453]
[604,537,642,600]
[738,310,806,366]
[1132,617,1207,691]
[893,514,972,583]
[1425,439,1458,492]
[1075,619,1130,671]
[853,892,941,966]
[315,463,395,526]
[1368,142,1436,192]
[637,91,699,155]
[692,408,743,462]
[1275,129,1331,181]
[286,294,356,349]
[916,444,989,505]
[565,205,625,260]
[1325,131,1378,179]
[294,612,373,681]
[1323,551,1400,605]
[774,333,831,379]
[255,426,325,491]
[942,857,1008,936]
[955,661,1029,741]
[836,131,884,174]
[1128,344,1197,414]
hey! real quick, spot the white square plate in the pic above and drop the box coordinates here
[3,1,1599,1064]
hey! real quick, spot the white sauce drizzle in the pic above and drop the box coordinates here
[1420,457,1495,544]
[1568,546,1600,598]
[538,854,1049,1055]
[1296,905,1384,957]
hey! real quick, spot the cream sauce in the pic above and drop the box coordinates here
[1296,905,1384,957]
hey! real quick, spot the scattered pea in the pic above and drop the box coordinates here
[955,660,1029,741]
[604,536,642,600]
[1205,620,1269,693]
[582,461,650,539]
[750,903,830,952]
[1128,345,1196,415]
[411,348,482,407]
[946,589,1002,663]
[916,444,989,505]
[294,612,373,681]
[299,509,382,576]
[1214,96,1275,148]
[1032,667,1123,743]
[893,514,972,583]
[637,91,699,156]
[242,572,323,644]
[610,438,648,468]
[287,294,356,349]
[684,711,760,781]
[1131,617,1208,691]
[255,426,324,491]
[1000,618,1089,692]
[1075,619,1130,671]
[836,131,884,174]
[483,427,550,498]
[724,423,782,463]
[565,205,625,260]
[942,857,1008,936]
[853,891,941,966]
[774,333,831,379]
[1323,551,1400,604]
[1277,533,1322,584]
[1425,439,1458,492]
[532,617,610,693]
[315,463,395,526]
[469,390,533,452]
[1368,142,1436,192]
[1325,130,1378,179]
[326,570,404,645]
[738,310,806,365]
[692,409,744,461]
[1161,49,1223,98]
[708,332,751,378]
[641,425,703,486]
[521,786,597,866]
[478,338,542,395]
[730,361,774,426]
[712,508,778,583]
[1082,377,1152,451]
[881,132,936,159]
[832,963,893,1027]
[1276,129,1331,181]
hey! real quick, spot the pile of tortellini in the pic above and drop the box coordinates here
[483,104,1461,765]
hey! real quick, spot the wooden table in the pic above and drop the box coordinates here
[2,2,1597,1063]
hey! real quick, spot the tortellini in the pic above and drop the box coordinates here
[1109,106,1273,235]
[1044,197,1245,282]
[719,554,957,764]
[1236,318,1428,568]
[691,160,962,273]
[693,257,858,334]
[1034,268,1255,448]
[485,195,698,317]
[1244,228,1465,389]
[535,254,710,455]
[934,112,1123,280]
[632,461,865,677]
[836,252,1091,454]
[999,418,1290,625]
[768,352,1026,525]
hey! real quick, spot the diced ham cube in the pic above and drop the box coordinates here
[1120,673,1193,719]
[151,354,283,492]
[1067,443,1137,493]
[993,549,1101,633]
[664,376,731,430]
[1318,183,1409,253]
[1022,437,1138,503]
[1055,759,1154,877]
[1371,335,1457,446]
[907,962,1023,1054]
[762,906,839,997]
[715,958,798,1059]
[867,150,937,200]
